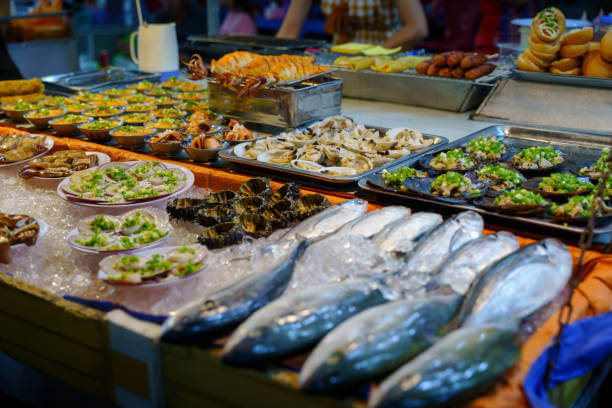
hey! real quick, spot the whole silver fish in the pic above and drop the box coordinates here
[371,212,443,254]
[300,295,462,393]
[431,231,520,295]
[282,199,368,241]
[368,323,519,408]
[160,241,306,343]
[221,280,387,366]
[332,206,411,238]
[459,238,572,327]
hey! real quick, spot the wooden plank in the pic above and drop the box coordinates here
[0,310,108,379]
[0,274,107,349]
[0,339,110,398]
[165,382,242,408]
[162,344,344,408]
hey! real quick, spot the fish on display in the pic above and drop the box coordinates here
[222,280,388,366]
[331,206,411,239]
[394,211,483,294]
[300,295,463,393]
[282,199,368,241]
[368,323,520,408]
[430,231,520,295]
[458,238,572,327]
[160,241,306,343]
[371,212,442,254]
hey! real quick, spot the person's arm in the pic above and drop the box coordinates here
[276,0,313,39]
[384,0,428,49]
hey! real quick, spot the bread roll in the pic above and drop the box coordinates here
[561,27,593,45]
[560,43,589,58]
[524,48,550,69]
[529,35,561,55]
[601,31,612,63]
[531,7,566,43]
[530,47,558,62]
[550,57,581,71]
[517,53,545,72]
[582,50,612,78]
[588,41,600,52]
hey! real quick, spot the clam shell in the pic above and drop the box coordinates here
[75,232,119,250]
[196,204,235,226]
[78,214,121,236]
[237,178,271,199]
[166,197,207,220]
[234,213,272,239]
[320,166,358,176]
[119,207,167,235]
[269,183,301,206]
[233,141,259,159]
[257,149,295,165]
[233,196,267,215]
[296,193,331,219]
[263,199,297,229]
[290,159,325,173]
[205,190,237,207]
[197,222,245,249]
[165,244,207,265]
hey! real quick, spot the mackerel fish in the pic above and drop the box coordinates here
[371,212,443,254]
[299,295,462,393]
[331,206,411,239]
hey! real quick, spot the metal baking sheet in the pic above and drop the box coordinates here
[219,126,447,185]
[513,69,612,89]
[472,78,612,136]
[208,76,343,128]
[42,68,160,94]
[360,125,612,237]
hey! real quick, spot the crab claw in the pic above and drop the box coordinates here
[182,54,209,80]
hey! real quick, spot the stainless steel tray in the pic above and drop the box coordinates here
[219,126,447,185]
[42,68,160,94]
[208,76,343,128]
[513,69,612,89]
[360,125,612,237]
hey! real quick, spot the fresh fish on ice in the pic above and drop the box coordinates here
[431,231,519,295]
[332,206,411,239]
[282,199,368,241]
[368,323,520,408]
[371,212,442,254]
[160,241,306,343]
[221,280,387,366]
[459,238,572,326]
[300,295,462,392]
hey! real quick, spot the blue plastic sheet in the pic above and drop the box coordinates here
[524,310,612,408]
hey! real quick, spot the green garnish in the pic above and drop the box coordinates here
[105,166,129,181]
[89,215,118,233]
[56,114,88,124]
[430,148,474,170]
[82,119,118,130]
[12,100,37,110]
[76,233,110,247]
[550,194,595,218]
[493,188,548,206]
[580,148,610,177]
[476,164,523,186]
[538,173,594,193]
[177,246,196,254]
[465,137,506,159]
[381,167,426,189]
[513,146,563,169]
[430,171,477,197]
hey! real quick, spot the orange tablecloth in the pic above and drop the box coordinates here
[4,127,612,407]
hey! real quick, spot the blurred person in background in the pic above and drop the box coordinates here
[277,0,428,48]
[153,0,207,42]
[220,0,257,36]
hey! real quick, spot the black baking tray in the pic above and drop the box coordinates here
[359,125,612,238]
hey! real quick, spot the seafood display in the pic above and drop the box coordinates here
[0,132,52,165]
[183,51,332,95]
[0,211,40,264]
[59,161,191,205]
[512,146,564,171]
[381,167,426,190]
[476,164,524,191]
[68,207,171,253]
[166,178,330,249]
[429,172,481,198]
[19,150,99,179]
[99,244,207,285]
[219,120,254,142]
[229,116,437,178]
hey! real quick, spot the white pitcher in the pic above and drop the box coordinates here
[129,23,179,74]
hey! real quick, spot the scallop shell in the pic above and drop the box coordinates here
[295,144,326,163]
[320,166,358,176]
[131,226,171,246]
[290,159,325,173]
[233,196,267,215]
[197,222,245,249]
[257,150,295,165]
[339,150,373,173]
[165,244,207,264]
[233,141,259,159]
[234,213,272,239]
[100,254,148,277]
[263,199,297,229]
[128,161,167,180]
[309,116,354,135]
[99,162,131,181]
[196,204,235,227]
[78,214,121,236]
[120,207,167,235]
[237,178,271,199]
[166,197,207,220]
[269,183,301,206]
[296,193,331,220]
[205,190,237,207]
[75,232,119,250]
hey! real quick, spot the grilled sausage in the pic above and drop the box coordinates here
[460,53,488,69]
[451,67,465,78]
[465,63,496,80]
[438,67,452,77]
[447,51,466,67]
[426,64,440,76]
[415,60,432,75]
